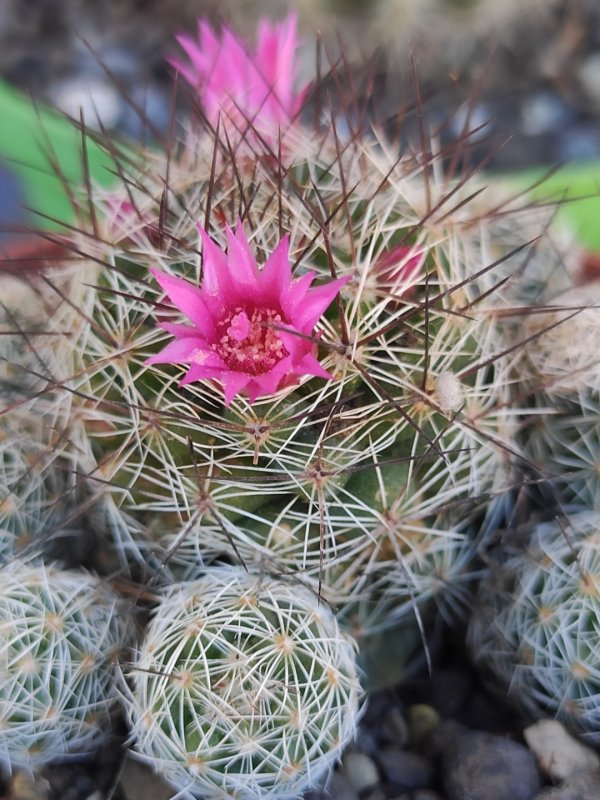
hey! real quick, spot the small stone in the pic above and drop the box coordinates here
[521,91,575,137]
[407,704,441,747]
[354,726,380,757]
[340,751,380,794]
[382,707,409,747]
[442,730,541,800]
[362,789,387,800]
[534,769,600,800]
[377,747,434,793]
[320,770,360,800]
[557,124,600,163]
[119,756,174,800]
[523,719,600,782]
[119,82,172,139]
[50,77,122,129]
[578,53,600,106]
[9,770,50,800]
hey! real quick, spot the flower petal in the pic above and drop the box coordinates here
[151,268,216,338]
[295,276,350,331]
[294,350,333,380]
[221,371,252,405]
[258,234,291,303]
[145,336,203,366]
[197,226,234,310]
[225,223,260,293]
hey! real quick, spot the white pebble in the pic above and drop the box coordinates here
[524,719,600,782]
[50,77,122,130]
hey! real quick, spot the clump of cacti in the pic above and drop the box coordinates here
[121,565,361,799]
[0,558,130,769]
[49,117,538,639]
[0,4,594,789]
[1,12,576,635]
[467,510,600,743]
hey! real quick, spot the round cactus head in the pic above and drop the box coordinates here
[0,559,130,769]
[122,565,363,799]
[468,510,600,742]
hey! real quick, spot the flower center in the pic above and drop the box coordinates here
[213,306,289,375]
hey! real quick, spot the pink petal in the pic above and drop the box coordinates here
[221,372,252,405]
[258,234,291,303]
[145,336,203,366]
[170,12,307,143]
[178,351,228,385]
[294,350,333,380]
[197,227,234,309]
[290,275,350,331]
[151,268,216,339]
[280,271,316,319]
[225,224,260,292]
[159,321,203,338]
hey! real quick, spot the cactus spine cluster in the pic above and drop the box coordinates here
[122,565,361,799]
[468,511,600,743]
[0,559,129,768]
[0,5,596,791]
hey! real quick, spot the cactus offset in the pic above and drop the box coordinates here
[121,565,362,800]
[0,558,130,768]
[468,511,600,743]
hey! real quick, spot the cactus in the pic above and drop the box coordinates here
[37,130,535,632]
[467,510,600,743]
[509,279,600,510]
[0,13,577,641]
[121,564,362,800]
[0,558,130,768]
[0,13,587,790]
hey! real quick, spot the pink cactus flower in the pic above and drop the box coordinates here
[169,13,309,142]
[375,245,425,292]
[146,224,348,404]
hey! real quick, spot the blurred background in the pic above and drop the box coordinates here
[0,0,599,242]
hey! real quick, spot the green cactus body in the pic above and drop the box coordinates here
[0,116,566,640]
[0,559,130,768]
[468,511,600,742]
[122,565,362,799]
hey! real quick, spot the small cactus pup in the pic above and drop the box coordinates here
[0,558,130,770]
[121,565,362,800]
[516,281,600,509]
[467,510,600,743]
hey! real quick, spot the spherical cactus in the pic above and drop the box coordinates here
[520,283,600,399]
[121,565,362,799]
[0,559,130,768]
[468,510,600,743]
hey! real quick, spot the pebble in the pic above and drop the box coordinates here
[50,76,122,129]
[533,769,600,800]
[407,704,441,747]
[381,707,410,747]
[521,91,576,137]
[578,52,600,106]
[306,770,359,800]
[8,771,50,800]
[377,747,434,793]
[523,719,600,782]
[439,726,541,800]
[391,793,445,800]
[119,756,174,800]
[119,82,172,140]
[340,751,380,794]
[556,123,600,163]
